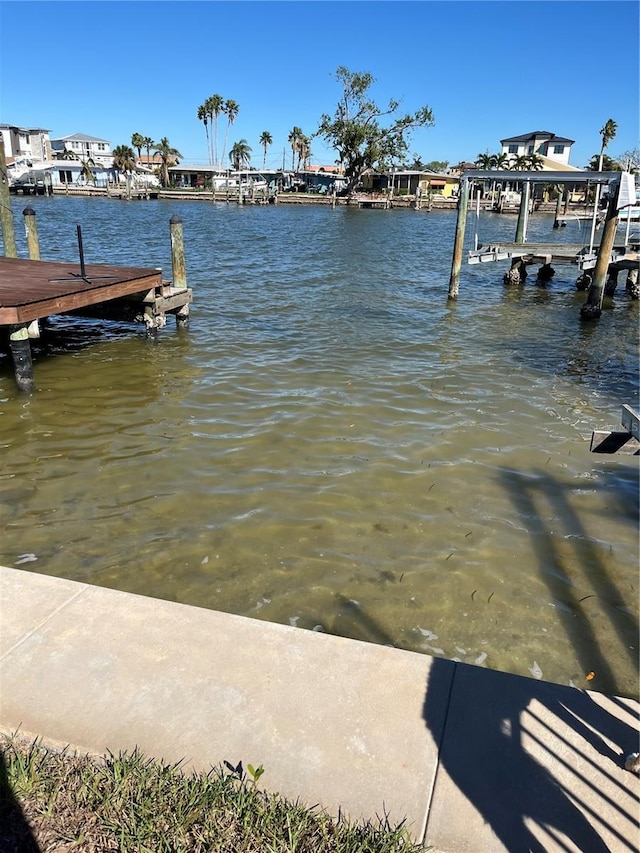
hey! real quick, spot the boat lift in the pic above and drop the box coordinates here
[448,169,639,318]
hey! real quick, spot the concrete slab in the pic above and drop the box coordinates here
[0,566,453,839]
[0,567,85,658]
[424,662,640,853]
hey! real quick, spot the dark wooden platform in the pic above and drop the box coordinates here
[0,257,164,325]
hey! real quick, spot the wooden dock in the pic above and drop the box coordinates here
[0,256,192,392]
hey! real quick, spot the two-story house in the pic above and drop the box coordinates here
[0,123,52,166]
[50,132,113,166]
[500,131,575,168]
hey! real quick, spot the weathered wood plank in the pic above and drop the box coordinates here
[621,405,640,441]
[590,430,640,455]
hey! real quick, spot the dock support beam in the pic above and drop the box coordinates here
[580,187,620,320]
[0,134,18,258]
[9,324,35,393]
[448,177,470,300]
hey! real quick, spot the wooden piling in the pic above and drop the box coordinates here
[22,207,42,339]
[0,134,18,258]
[580,186,621,320]
[23,206,40,260]
[9,324,35,393]
[448,177,470,300]
[170,215,187,289]
[514,181,531,244]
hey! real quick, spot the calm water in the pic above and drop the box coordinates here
[2,196,638,698]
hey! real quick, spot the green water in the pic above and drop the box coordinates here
[1,196,638,697]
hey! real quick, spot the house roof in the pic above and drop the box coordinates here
[500,131,575,145]
[0,124,51,133]
[52,132,110,144]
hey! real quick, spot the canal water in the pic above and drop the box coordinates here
[2,196,638,699]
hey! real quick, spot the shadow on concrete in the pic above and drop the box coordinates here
[499,467,639,697]
[0,750,41,852]
[423,657,639,852]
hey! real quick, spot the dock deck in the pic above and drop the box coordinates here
[0,256,192,392]
[0,256,165,324]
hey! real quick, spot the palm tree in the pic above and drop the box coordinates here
[131,133,145,163]
[60,147,78,160]
[598,119,617,170]
[197,104,210,164]
[299,134,311,170]
[288,126,303,171]
[525,154,544,171]
[221,99,239,167]
[510,155,530,171]
[112,144,136,182]
[475,153,493,169]
[79,157,96,185]
[229,139,252,171]
[209,94,224,166]
[154,137,181,187]
[259,131,272,169]
[493,152,509,170]
[142,136,154,171]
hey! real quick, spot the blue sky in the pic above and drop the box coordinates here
[1,1,637,171]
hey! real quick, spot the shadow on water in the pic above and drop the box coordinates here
[0,750,40,852]
[498,468,639,697]
[423,657,639,852]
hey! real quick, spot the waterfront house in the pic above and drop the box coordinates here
[0,123,52,184]
[50,132,113,167]
[360,170,458,199]
[500,131,575,168]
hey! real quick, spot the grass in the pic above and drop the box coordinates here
[1,732,430,852]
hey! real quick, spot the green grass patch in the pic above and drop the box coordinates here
[1,732,430,852]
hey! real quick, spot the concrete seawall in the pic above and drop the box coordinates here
[0,565,638,851]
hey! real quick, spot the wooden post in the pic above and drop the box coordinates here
[9,324,35,392]
[448,177,470,300]
[0,134,18,257]
[22,206,41,338]
[553,192,563,227]
[170,214,187,289]
[23,205,40,260]
[580,182,620,320]
[514,181,531,244]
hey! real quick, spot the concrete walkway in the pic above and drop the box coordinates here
[1,565,638,851]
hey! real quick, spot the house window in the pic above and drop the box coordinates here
[527,145,534,154]
[553,144,565,154]
[508,144,518,154]
[59,170,72,183]
[540,143,548,155]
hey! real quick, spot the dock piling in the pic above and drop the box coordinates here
[580,187,621,320]
[0,135,18,258]
[9,324,35,393]
[514,181,531,244]
[23,206,41,260]
[447,177,470,300]
[170,215,187,289]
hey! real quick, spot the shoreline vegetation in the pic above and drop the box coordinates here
[1,731,430,852]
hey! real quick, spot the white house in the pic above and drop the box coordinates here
[50,132,113,166]
[500,131,575,167]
